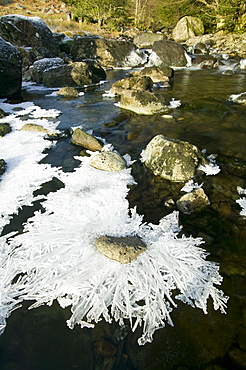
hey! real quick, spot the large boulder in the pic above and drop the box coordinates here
[141,134,208,181]
[0,37,22,98]
[0,15,59,58]
[152,40,188,67]
[28,57,66,83]
[133,32,166,48]
[70,36,137,68]
[42,60,107,88]
[172,16,204,43]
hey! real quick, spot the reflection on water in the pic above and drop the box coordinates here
[1,67,246,370]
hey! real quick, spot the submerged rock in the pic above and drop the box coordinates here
[57,87,79,98]
[89,151,127,172]
[177,188,210,214]
[71,128,103,151]
[95,235,147,263]
[141,134,208,182]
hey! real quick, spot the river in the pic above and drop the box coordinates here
[0,64,246,369]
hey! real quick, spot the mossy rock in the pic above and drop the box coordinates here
[0,159,7,175]
[0,123,11,137]
[0,108,8,119]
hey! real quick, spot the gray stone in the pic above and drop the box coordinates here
[133,32,166,48]
[0,122,11,137]
[142,134,208,182]
[71,128,103,152]
[172,16,204,43]
[152,40,188,67]
[111,76,153,96]
[0,37,22,98]
[30,57,65,83]
[95,235,147,263]
[89,151,126,172]
[119,90,167,115]
[177,188,210,214]
[70,36,136,68]
[42,60,106,87]
[0,159,6,175]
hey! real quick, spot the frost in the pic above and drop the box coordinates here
[236,187,246,217]
[228,92,246,104]
[102,90,116,98]
[198,154,220,175]
[123,49,148,68]
[168,98,181,109]
[0,146,228,344]
[181,180,203,193]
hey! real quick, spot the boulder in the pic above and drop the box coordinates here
[30,57,66,83]
[172,16,204,43]
[141,134,208,182]
[152,40,188,67]
[57,87,79,98]
[0,159,7,175]
[20,123,49,133]
[119,90,168,115]
[71,128,103,151]
[70,36,137,68]
[177,188,210,213]
[111,76,153,95]
[133,32,166,48]
[131,65,174,83]
[42,60,107,88]
[0,122,11,137]
[95,235,147,263]
[89,151,127,172]
[0,15,59,57]
[0,37,22,98]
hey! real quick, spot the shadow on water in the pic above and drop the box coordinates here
[1,68,246,369]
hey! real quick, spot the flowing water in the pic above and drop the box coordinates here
[0,65,246,369]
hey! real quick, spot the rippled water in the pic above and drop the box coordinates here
[1,66,246,369]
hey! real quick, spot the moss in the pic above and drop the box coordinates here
[0,123,11,137]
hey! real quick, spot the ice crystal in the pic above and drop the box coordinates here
[236,187,246,217]
[0,150,228,344]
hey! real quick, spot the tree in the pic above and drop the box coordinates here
[63,0,128,27]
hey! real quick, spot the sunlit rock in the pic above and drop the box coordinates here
[42,60,106,87]
[119,90,167,115]
[141,134,208,182]
[177,188,210,214]
[89,151,127,172]
[172,16,204,43]
[133,32,167,49]
[131,65,174,83]
[0,37,22,98]
[111,76,153,96]
[20,123,49,133]
[57,87,79,98]
[95,235,147,263]
[72,128,103,151]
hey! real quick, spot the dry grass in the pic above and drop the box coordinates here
[0,0,120,38]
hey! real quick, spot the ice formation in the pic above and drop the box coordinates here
[236,187,246,217]
[0,111,228,345]
[198,154,220,175]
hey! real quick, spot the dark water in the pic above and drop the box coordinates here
[1,67,246,370]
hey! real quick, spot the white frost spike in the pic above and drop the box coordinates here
[198,154,220,175]
[0,153,228,345]
[236,187,246,217]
